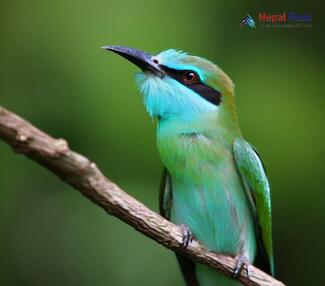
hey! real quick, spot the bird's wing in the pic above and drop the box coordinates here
[233,138,274,275]
[159,169,199,286]
[159,168,173,219]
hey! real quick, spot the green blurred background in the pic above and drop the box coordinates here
[0,1,323,285]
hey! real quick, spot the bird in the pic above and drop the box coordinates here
[102,46,274,286]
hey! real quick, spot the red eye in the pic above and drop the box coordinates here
[183,71,198,84]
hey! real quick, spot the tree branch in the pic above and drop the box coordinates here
[0,106,285,286]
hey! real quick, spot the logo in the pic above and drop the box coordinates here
[240,14,256,28]
[259,12,312,23]
[240,12,312,29]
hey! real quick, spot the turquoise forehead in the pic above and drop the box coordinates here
[155,49,210,81]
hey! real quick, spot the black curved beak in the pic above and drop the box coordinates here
[102,46,166,78]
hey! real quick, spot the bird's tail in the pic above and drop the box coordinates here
[196,264,242,286]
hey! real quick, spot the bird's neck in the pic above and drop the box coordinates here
[157,103,241,145]
[156,107,240,179]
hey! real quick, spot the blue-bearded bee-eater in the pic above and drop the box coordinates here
[103,46,274,286]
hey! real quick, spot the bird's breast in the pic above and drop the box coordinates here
[157,132,256,260]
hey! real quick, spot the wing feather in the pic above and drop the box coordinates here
[233,138,274,275]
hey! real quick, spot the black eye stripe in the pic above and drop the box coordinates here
[186,84,221,105]
[160,66,221,106]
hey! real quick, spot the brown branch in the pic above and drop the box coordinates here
[0,105,285,286]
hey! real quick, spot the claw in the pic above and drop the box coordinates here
[232,254,250,278]
[180,225,194,248]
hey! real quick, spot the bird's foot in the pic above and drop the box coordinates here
[180,224,194,249]
[232,254,251,278]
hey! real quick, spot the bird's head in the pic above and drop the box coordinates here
[103,46,237,125]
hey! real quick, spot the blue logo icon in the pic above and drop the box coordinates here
[240,14,256,28]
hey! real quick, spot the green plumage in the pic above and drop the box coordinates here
[233,138,274,275]
[104,46,274,286]
[159,133,274,285]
